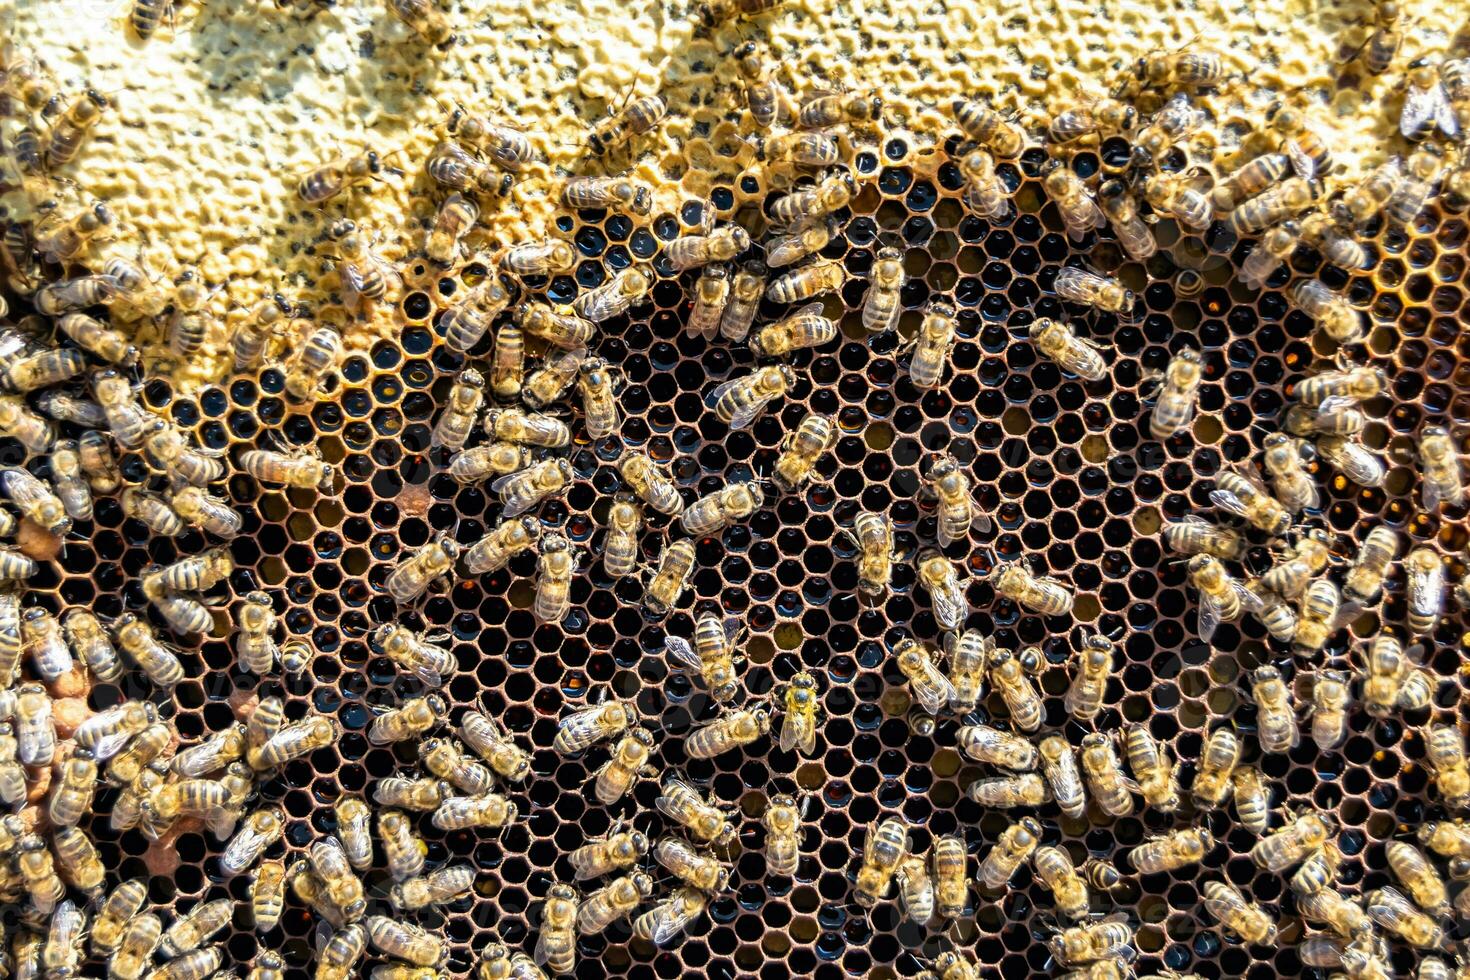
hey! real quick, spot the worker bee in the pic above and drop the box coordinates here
[769,170,854,226]
[1042,165,1105,241]
[1029,317,1107,382]
[1400,58,1459,142]
[17,832,64,913]
[1421,818,1470,860]
[749,301,835,358]
[145,546,233,594]
[913,550,970,630]
[1210,152,1291,214]
[1365,885,1446,948]
[432,792,521,832]
[572,266,653,323]
[1038,734,1086,820]
[1298,360,1388,407]
[282,324,341,404]
[643,538,696,618]
[896,299,957,388]
[46,88,108,169]
[1415,425,1466,511]
[839,510,896,598]
[951,99,1026,157]
[617,450,683,516]
[893,636,956,716]
[1047,916,1135,966]
[1237,220,1302,290]
[449,443,533,484]
[588,94,667,155]
[657,776,736,844]
[0,394,54,453]
[766,258,845,304]
[653,837,730,894]
[333,798,372,871]
[768,413,836,492]
[563,174,653,215]
[1257,433,1318,514]
[307,837,367,922]
[426,139,512,195]
[1330,154,1405,229]
[965,772,1050,807]
[632,887,707,948]
[758,131,840,168]
[384,533,461,605]
[554,697,636,755]
[681,480,765,537]
[47,748,97,827]
[1208,469,1291,535]
[734,41,785,128]
[23,606,72,682]
[1031,845,1092,922]
[1064,633,1115,722]
[143,419,227,487]
[592,727,656,804]
[51,311,137,367]
[522,348,586,410]
[364,917,446,969]
[533,883,579,974]
[1250,810,1335,872]
[1203,880,1278,944]
[315,923,367,980]
[110,912,163,980]
[1142,171,1212,230]
[976,817,1039,891]
[70,430,120,499]
[893,854,935,925]
[711,365,795,430]
[297,145,398,203]
[760,793,805,877]
[1384,840,1450,917]
[770,670,822,754]
[1289,279,1363,348]
[532,531,579,624]
[1298,211,1369,271]
[238,446,334,491]
[593,494,643,580]
[1047,96,1137,143]
[159,898,233,959]
[1225,175,1320,236]
[990,556,1075,617]
[48,439,93,521]
[1250,665,1300,753]
[712,259,764,342]
[951,146,1011,220]
[854,817,909,907]
[0,467,68,537]
[501,240,577,280]
[34,200,114,264]
[1316,434,1386,487]
[388,0,453,43]
[112,613,185,688]
[91,367,149,450]
[568,358,623,439]
[1055,267,1134,319]
[852,246,907,336]
[429,368,484,453]
[665,225,751,274]
[1095,179,1156,262]
[367,694,444,747]
[765,215,843,270]
[426,192,479,265]
[1306,668,1351,751]
[462,518,540,580]
[1336,526,1398,610]
[796,90,881,129]
[1287,837,1344,897]
[250,860,285,931]
[1147,348,1203,439]
[375,809,427,882]
[569,825,650,881]
[1425,723,1470,809]
[441,275,513,354]
[421,737,495,795]
[230,295,290,373]
[942,629,990,715]
[686,705,771,759]
[93,878,149,955]
[923,452,990,547]
[1400,546,1447,636]
[373,623,453,689]
[1286,395,1365,437]
[1192,726,1240,808]
[1263,101,1333,180]
[958,723,1037,769]
[1296,886,1373,940]
[327,220,403,312]
[980,646,1042,733]
[120,488,183,538]
[664,612,744,703]
[249,714,338,770]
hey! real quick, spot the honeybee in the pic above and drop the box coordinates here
[426,192,479,265]
[895,854,935,925]
[643,538,696,618]
[52,312,137,368]
[0,394,54,453]
[1298,360,1388,407]
[364,917,446,969]
[1047,95,1137,143]
[1341,525,1397,607]
[1366,885,1446,948]
[1237,220,1301,290]
[1250,809,1335,872]
[563,174,653,215]
[979,646,1040,733]
[952,99,1026,157]
[1385,840,1449,917]
[112,613,185,688]
[954,725,1035,772]
[315,923,367,980]
[1421,818,1470,859]
[1298,211,1369,271]
[1210,152,1291,215]
[1402,546,1447,636]
[297,145,398,203]
[11,682,53,769]
[657,776,736,844]
[441,276,513,354]
[686,705,771,759]
[462,518,539,578]
[1143,347,1205,439]
[764,413,838,494]
[1291,278,1365,345]
[1192,726,1240,808]
[1037,734,1085,819]
[1425,723,1470,809]
[238,446,334,490]
[1209,469,1291,536]
[760,793,805,876]
[651,837,728,895]
[1203,879,1278,944]
[483,408,573,451]
[938,629,987,716]
[1317,435,1386,487]
[1286,397,1365,437]
[93,878,149,955]
[426,139,512,196]
[1399,58,1459,142]
[758,131,840,168]
[91,367,149,450]
[567,825,650,882]
[1079,732,1136,817]
[421,738,495,796]
[588,94,667,155]
[1158,517,1239,563]
[766,259,846,305]
[0,467,69,536]
[1249,665,1299,754]
[766,215,844,270]
[1329,156,1404,230]
[680,481,764,537]
[46,440,92,522]
[1260,433,1317,514]
[1296,886,1373,940]
[990,557,1075,617]
[450,443,534,485]
[72,430,120,498]
[500,240,576,280]
[1417,425,1465,510]
[230,295,290,373]
[1061,632,1113,722]
[331,798,372,872]
[588,727,655,804]
[1303,668,1351,752]
[531,883,580,974]
[1048,916,1135,967]
[23,606,71,682]
[110,912,162,980]
[45,88,108,169]
[47,749,97,827]
[17,832,64,912]
[427,368,485,453]
[367,694,444,747]
[976,817,1038,891]
[633,887,706,947]
[615,450,683,517]
[1142,171,1212,230]
[249,714,337,770]
[666,225,751,274]
[34,201,114,264]
[1042,165,1104,241]
[158,898,233,959]
[553,696,636,755]
[720,260,766,341]
[854,817,909,907]
[387,0,453,42]
[370,809,425,882]
[374,623,454,689]
[951,146,1011,220]
[572,267,654,324]
[1096,179,1156,262]
[770,670,821,755]
[282,324,341,404]
[732,40,786,127]
[1289,838,1344,896]
[250,860,286,932]
[531,531,578,624]
[328,220,403,313]
[892,635,955,716]
[1029,317,1107,382]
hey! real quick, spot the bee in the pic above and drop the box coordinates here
[421,738,495,796]
[1425,723,1470,809]
[733,41,785,127]
[1126,44,1227,91]
[0,394,55,453]
[1297,886,1373,940]
[91,367,149,450]
[1133,91,1205,165]
[0,348,87,396]
[327,219,403,312]
[794,90,880,129]
[73,698,153,756]
[718,259,766,342]
[854,817,909,907]
[950,145,1012,220]
[245,859,286,932]
[1250,665,1300,753]
[41,898,85,979]
[1079,732,1136,817]
[1290,839,1344,896]
[316,923,368,980]
[1238,219,1299,290]
[686,705,771,759]
[563,174,653,216]
[893,854,935,925]
[37,273,121,315]
[1064,633,1114,722]
[461,707,535,780]
[1353,0,1405,74]
[896,299,957,389]
[951,99,1026,157]
[632,887,706,948]
[424,191,480,265]
[530,531,578,624]
[1330,158,1404,232]
[1286,395,1365,437]
[1097,179,1156,261]
[758,131,840,169]
[1192,726,1240,808]
[1047,96,1137,143]
[1210,152,1291,214]
[249,714,337,770]
[383,533,460,604]
[1048,916,1136,966]
[522,347,589,410]
[373,809,426,882]
[850,246,908,338]
[762,793,804,876]
[71,430,120,498]
[642,538,696,618]
[424,369,485,454]
[963,817,1035,894]
[1414,425,1467,510]
[1262,102,1333,180]
[296,145,398,203]
[159,898,233,959]
[1144,347,1206,439]
[765,413,838,493]
[1301,668,1351,752]
[1037,734,1086,819]
[1400,546,1447,636]
[609,453,683,521]
[112,614,185,688]
[1250,810,1335,872]
[110,912,163,980]
[0,546,36,583]
[307,836,367,922]
[1364,885,1446,948]
[449,443,534,485]
[440,275,513,355]
[592,727,656,805]
[1203,880,1278,944]
[768,259,847,306]
[374,622,453,689]
[46,88,108,169]
[991,557,1075,617]
[364,917,446,969]
[681,481,764,538]
[1399,58,1459,142]
[34,390,107,430]
[588,94,667,155]
[93,878,149,955]
[1142,171,1212,230]
[664,225,749,274]
[892,635,956,716]
[17,833,64,912]
[766,213,844,269]
[769,171,854,227]
[1337,525,1398,608]
[164,271,220,360]
[569,825,650,880]
[387,0,453,42]
[143,419,227,487]
[145,547,233,594]
[46,748,97,831]
[943,629,991,715]
[238,446,334,490]
[280,323,342,404]
[366,693,443,747]
[981,646,1041,733]
[330,798,372,872]
[426,139,511,196]
[553,696,636,754]
[1421,818,1470,859]
[45,440,91,522]
[0,723,24,803]
[500,240,576,280]
[23,606,72,682]
[1316,434,1386,487]
[530,883,580,974]
[1029,317,1107,382]
[955,724,1035,771]
[1200,757,1268,835]
[567,267,652,327]
[1042,165,1105,240]
[748,301,834,358]
[653,837,730,895]
[1254,434,1318,515]
[105,723,171,787]
[1298,212,1370,271]
[34,201,114,264]
[1209,469,1291,535]
[1390,147,1450,232]
[768,670,822,755]
[921,454,990,550]
[663,613,744,704]
[1384,841,1450,917]
[658,776,736,844]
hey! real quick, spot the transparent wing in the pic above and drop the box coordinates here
[1423,476,1443,511]
[410,663,443,688]
[931,582,969,629]
[1285,139,1316,180]
[489,471,528,495]
[1234,580,1264,615]
[1408,566,1442,619]
[555,706,605,751]
[339,263,366,308]
[568,848,600,880]
[1197,590,1223,643]
[1209,488,1251,521]
[663,636,703,672]
[727,392,774,431]
[709,377,748,404]
[1401,83,1453,138]
[648,900,699,945]
[1435,85,1462,137]
[911,665,957,715]
[779,712,816,755]
[971,508,994,534]
[721,616,746,648]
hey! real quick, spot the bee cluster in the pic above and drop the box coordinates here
[3,0,1470,979]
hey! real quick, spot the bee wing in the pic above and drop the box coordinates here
[931,582,969,629]
[913,665,957,716]
[1284,139,1316,180]
[793,301,827,319]
[1423,475,1443,511]
[728,393,774,431]
[1234,580,1264,615]
[555,706,605,748]
[709,377,748,404]
[1401,82,1456,139]
[655,778,694,820]
[339,263,366,308]
[533,931,557,966]
[1407,564,1443,620]
[567,846,601,880]
[1208,488,1251,521]
[971,509,994,534]
[410,663,444,688]
[663,636,703,672]
[1197,590,1224,643]
[722,616,746,648]
[646,900,697,946]
[779,712,816,755]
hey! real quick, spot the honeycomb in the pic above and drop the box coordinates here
[4,4,1470,980]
